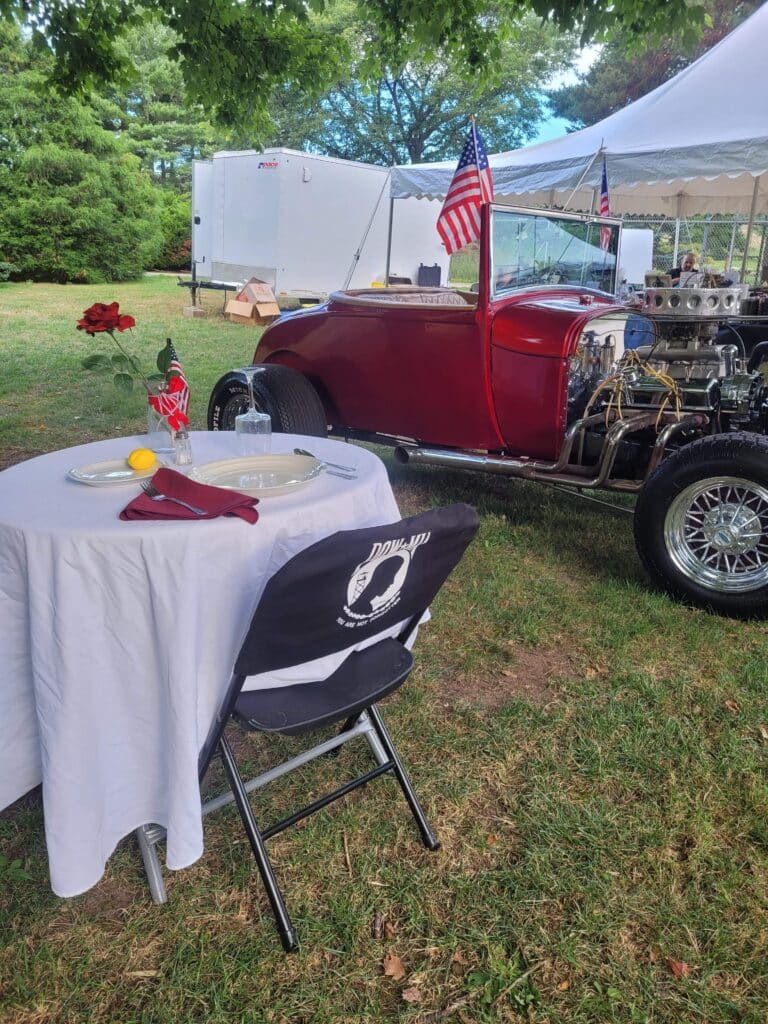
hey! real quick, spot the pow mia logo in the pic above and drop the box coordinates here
[338,532,430,628]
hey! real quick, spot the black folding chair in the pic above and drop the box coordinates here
[197,503,479,951]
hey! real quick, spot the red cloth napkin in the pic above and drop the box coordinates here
[120,467,259,523]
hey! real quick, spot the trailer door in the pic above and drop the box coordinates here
[191,160,213,279]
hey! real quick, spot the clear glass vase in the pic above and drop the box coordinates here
[146,400,175,453]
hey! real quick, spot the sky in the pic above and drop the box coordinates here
[528,44,602,145]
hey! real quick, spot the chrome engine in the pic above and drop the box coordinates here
[569,286,768,432]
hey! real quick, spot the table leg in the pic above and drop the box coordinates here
[135,824,168,904]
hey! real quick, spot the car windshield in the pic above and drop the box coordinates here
[491,207,619,297]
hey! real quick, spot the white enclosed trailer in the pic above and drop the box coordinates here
[191,148,450,297]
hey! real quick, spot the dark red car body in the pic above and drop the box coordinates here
[209,203,768,616]
[254,217,622,460]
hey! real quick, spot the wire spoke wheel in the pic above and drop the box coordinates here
[635,433,768,614]
[664,476,768,593]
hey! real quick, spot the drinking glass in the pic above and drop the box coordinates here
[235,367,271,456]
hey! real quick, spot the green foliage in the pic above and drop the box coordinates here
[113,372,135,392]
[0,853,30,883]
[157,191,192,270]
[0,261,18,282]
[81,343,146,390]
[466,948,540,1018]
[112,21,224,191]
[0,24,163,283]
[0,0,708,131]
[156,338,175,375]
[81,354,114,371]
[550,0,762,128]
[270,3,576,163]
[81,328,181,395]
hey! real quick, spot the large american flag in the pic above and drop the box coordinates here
[436,123,494,255]
[148,341,190,431]
[599,156,611,251]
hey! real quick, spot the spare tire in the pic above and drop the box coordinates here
[207,364,327,436]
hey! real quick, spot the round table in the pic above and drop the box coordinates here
[0,431,400,896]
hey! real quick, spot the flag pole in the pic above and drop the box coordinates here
[470,115,479,168]
[470,114,491,205]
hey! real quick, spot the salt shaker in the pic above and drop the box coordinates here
[173,428,193,466]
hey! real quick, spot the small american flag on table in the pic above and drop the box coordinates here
[436,123,494,255]
[148,341,190,432]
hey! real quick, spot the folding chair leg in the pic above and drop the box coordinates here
[366,704,440,851]
[329,710,388,765]
[218,733,298,952]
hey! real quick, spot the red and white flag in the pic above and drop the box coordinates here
[149,341,190,431]
[599,156,611,251]
[436,123,494,255]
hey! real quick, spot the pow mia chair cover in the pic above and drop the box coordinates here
[197,502,480,951]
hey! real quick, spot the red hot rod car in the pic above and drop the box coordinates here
[209,205,768,615]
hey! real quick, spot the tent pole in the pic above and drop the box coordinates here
[562,144,604,212]
[384,196,395,286]
[740,175,761,283]
[726,218,738,271]
[757,222,768,285]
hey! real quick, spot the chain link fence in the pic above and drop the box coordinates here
[623,215,768,285]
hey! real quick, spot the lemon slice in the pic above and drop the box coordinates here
[127,447,157,471]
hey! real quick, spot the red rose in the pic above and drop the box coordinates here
[76,302,136,335]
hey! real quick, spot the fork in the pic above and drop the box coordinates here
[140,480,207,515]
[293,447,357,474]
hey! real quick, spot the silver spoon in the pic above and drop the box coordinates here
[293,447,357,474]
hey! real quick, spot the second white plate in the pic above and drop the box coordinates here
[67,459,163,486]
[189,454,324,497]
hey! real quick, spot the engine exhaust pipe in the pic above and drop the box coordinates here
[394,411,703,492]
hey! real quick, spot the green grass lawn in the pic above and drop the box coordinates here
[1,277,767,1023]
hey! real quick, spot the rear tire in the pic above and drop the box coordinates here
[634,432,768,616]
[207,364,327,436]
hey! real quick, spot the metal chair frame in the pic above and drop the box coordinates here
[134,504,479,951]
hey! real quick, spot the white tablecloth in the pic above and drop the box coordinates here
[0,431,400,896]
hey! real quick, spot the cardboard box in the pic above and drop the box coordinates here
[224,277,282,325]
[225,299,261,325]
[229,276,281,324]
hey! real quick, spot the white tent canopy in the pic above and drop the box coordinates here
[390,2,768,217]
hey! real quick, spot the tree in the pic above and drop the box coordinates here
[0,23,163,282]
[112,22,225,191]
[0,0,708,131]
[550,0,762,129]
[270,4,576,164]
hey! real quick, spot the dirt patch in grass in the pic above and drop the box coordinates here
[390,479,432,517]
[70,878,141,919]
[0,447,41,471]
[433,644,575,709]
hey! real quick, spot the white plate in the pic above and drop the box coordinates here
[67,459,164,486]
[189,454,324,497]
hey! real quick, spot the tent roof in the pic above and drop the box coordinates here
[391,3,768,215]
